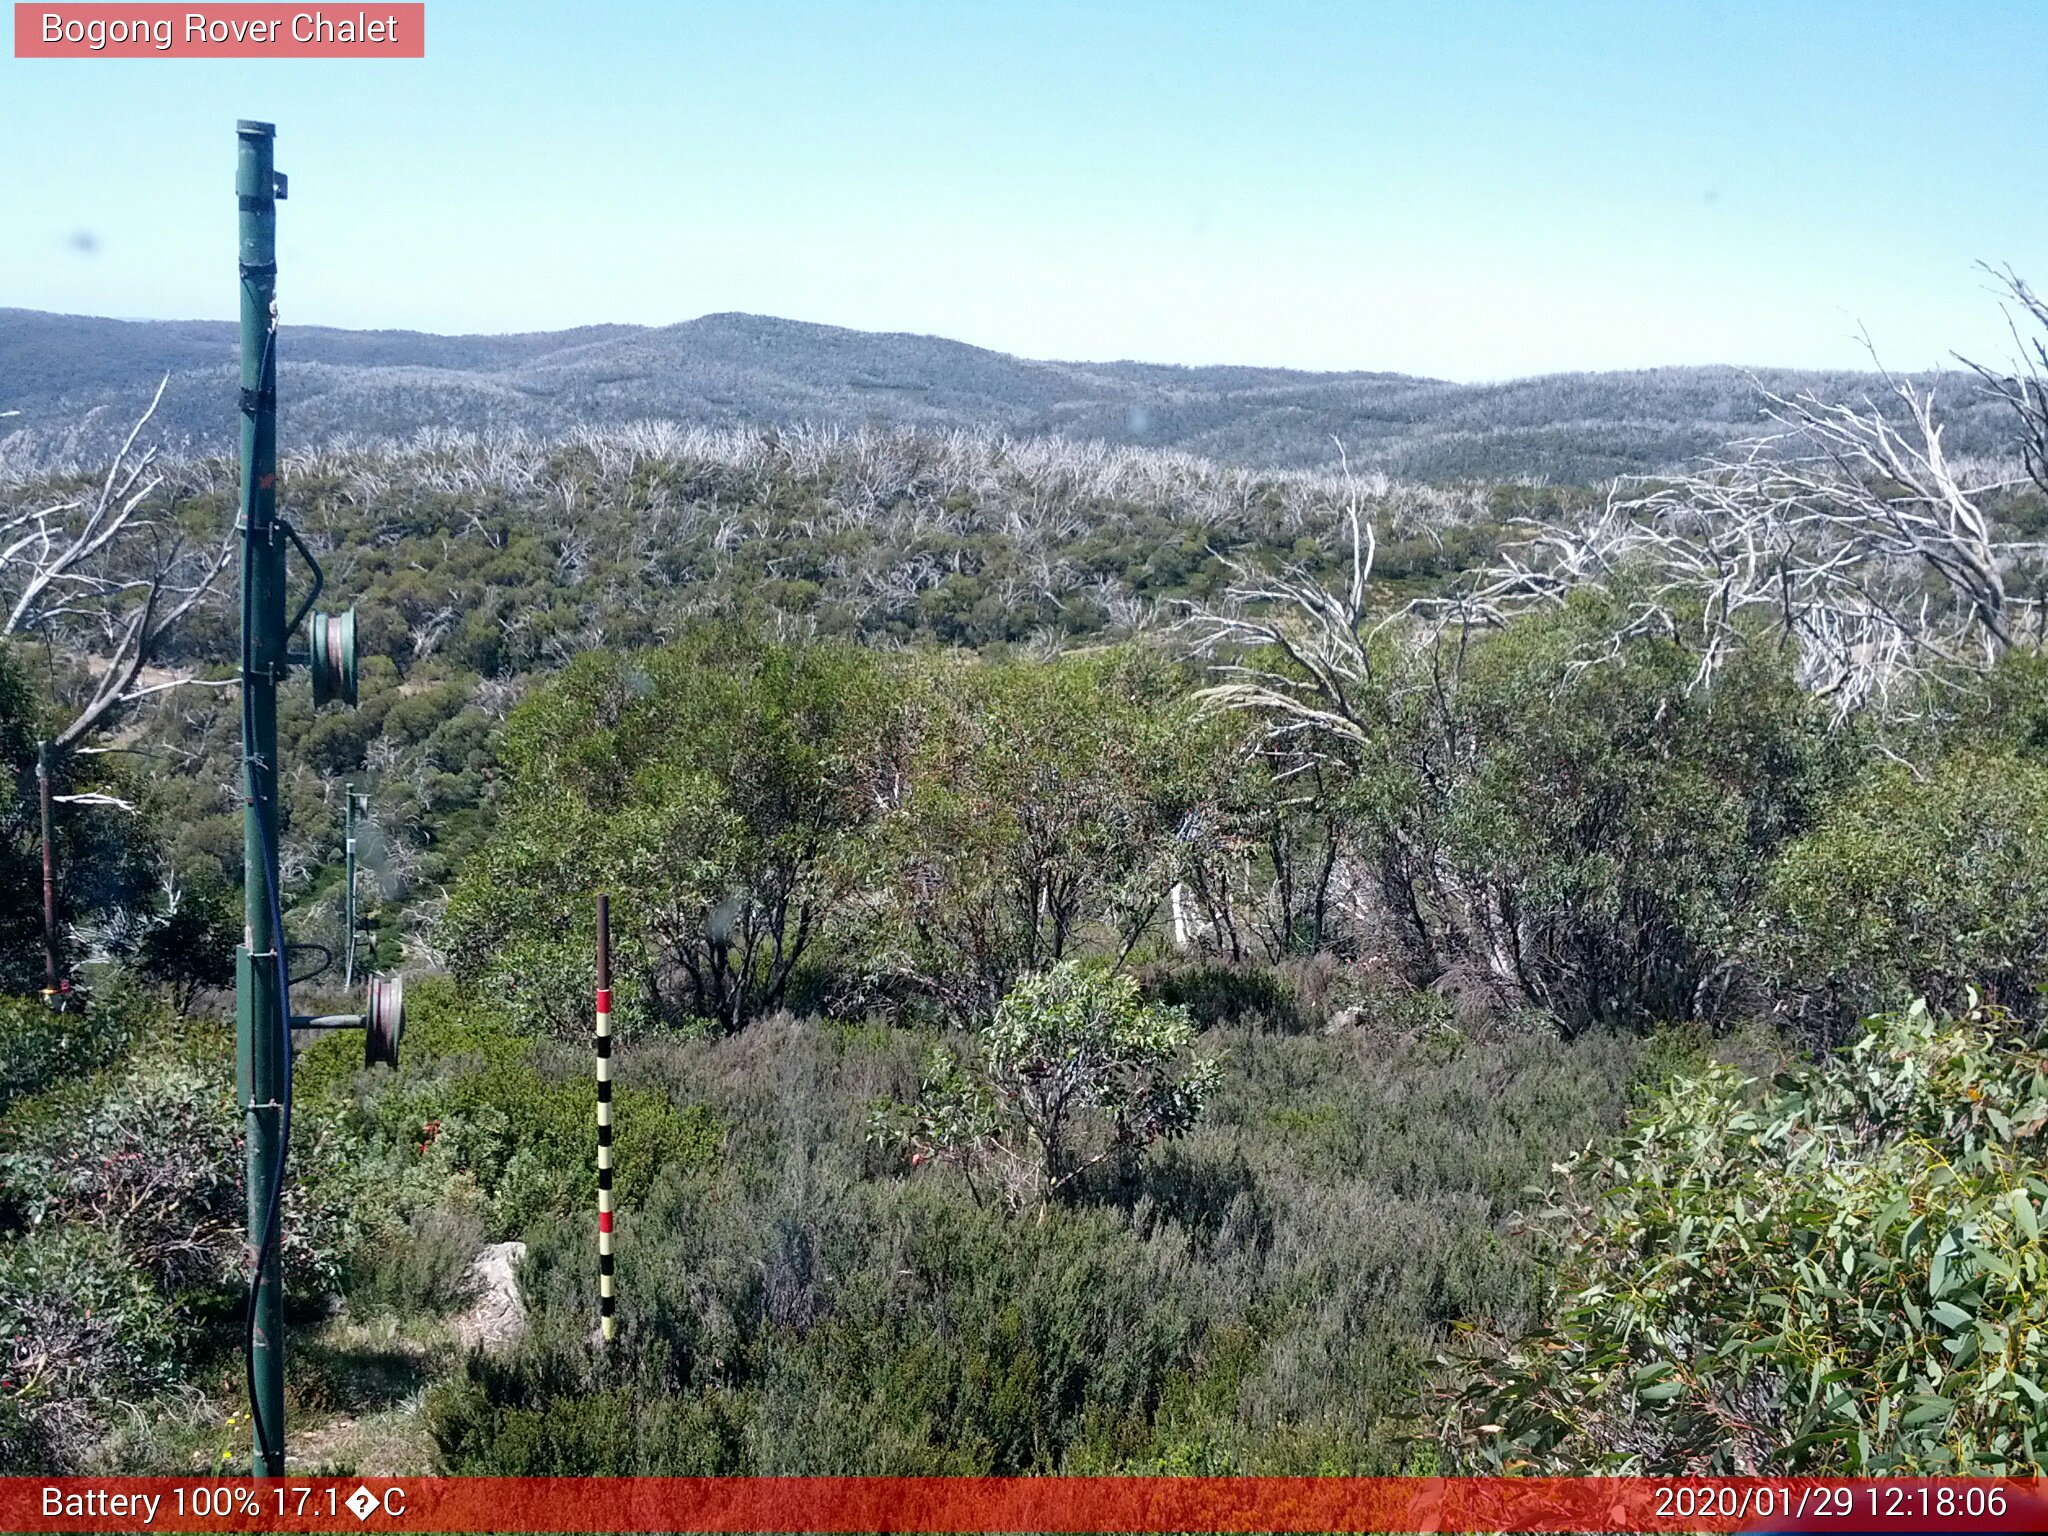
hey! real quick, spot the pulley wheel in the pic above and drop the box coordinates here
[364,971,404,1069]
[310,608,358,708]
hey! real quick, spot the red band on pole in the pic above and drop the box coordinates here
[599,1210,613,1233]
[596,988,612,1012]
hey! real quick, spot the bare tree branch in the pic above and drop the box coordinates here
[1420,360,2039,721]
[1961,263,2048,502]
[0,378,236,751]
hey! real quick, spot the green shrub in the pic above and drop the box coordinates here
[887,962,1220,1209]
[426,1290,750,1474]
[318,989,722,1254]
[1760,751,2048,1029]
[0,1025,351,1470]
[2,1048,341,1299]
[0,994,132,1113]
[408,1061,718,1236]
[1443,1001,2048,1473]
[0,1225,185,1471]
[344,1203,488,1318]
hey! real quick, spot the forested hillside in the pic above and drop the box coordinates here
[28,423,1544,965]
[1,306,2018,482]
[6,311,2048,1477]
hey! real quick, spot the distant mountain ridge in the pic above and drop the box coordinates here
[0,307,2011,483]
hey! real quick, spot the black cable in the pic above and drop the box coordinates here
[285,942,334,987]
[239,315,295,1475]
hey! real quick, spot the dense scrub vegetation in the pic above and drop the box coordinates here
[423,1008,1644,1475]
[6,363,2048,1475]
[61,426,1544,977]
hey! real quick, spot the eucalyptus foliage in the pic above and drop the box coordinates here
[1444,1002,2048,1473]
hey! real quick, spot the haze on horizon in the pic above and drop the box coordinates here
[2,0,2044,384]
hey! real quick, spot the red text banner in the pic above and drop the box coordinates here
[14,4,424,57]
[7,1477,2048,1533]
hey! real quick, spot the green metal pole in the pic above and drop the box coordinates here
[234,117,288,1479]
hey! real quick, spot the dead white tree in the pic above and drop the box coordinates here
[1194,441,1391,745]
[1965,264,2048,502]
[1,378,236,750]
[1433,364,2039,720]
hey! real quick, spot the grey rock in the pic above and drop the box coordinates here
[451,1240,528,1356]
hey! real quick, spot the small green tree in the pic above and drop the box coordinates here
[1430,590,1845,1026]
[877,649,1193,1018]
[0,641,172,997]
[1169,716,1359,965]
[134,870,239,1011]
[1203,577,1847,1029]
[892,962,1220,1209]
[445,627,901,1034]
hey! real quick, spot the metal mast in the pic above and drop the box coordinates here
[231,114,399,1481]
[234,116,289,1478]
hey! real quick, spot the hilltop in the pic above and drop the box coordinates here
[0,307,2010,482]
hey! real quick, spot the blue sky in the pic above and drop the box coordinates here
[3,0,2044,380]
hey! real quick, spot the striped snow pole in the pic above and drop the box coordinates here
[595,893,616,1344]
